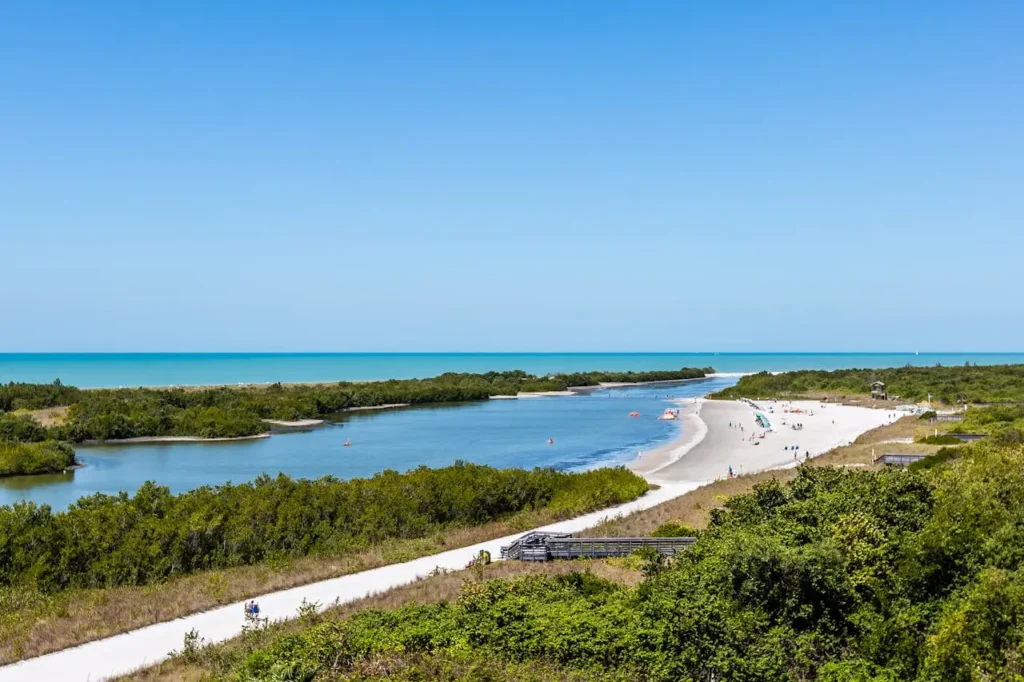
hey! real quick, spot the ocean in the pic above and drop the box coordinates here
[2,352,1022,388]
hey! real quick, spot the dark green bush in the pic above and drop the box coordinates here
[232,444,1024,681]
[0,463,647,592]
[917,434,965,445]
[711,364,1024,404]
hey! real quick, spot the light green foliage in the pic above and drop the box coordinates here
[0,463,647,592]
[955,404,1024,446]
[0,441,76,477]
[920,568,1024,681]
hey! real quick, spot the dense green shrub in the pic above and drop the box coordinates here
[649,521,698,537]
[711,364,1024,404]
[230,444,1024,682]
[0,441,76,477]
[0,380,81,412]
[917,434,965,445]
[958,404,1024,436]
[0,463,647,592]
[0,413,49,443]
[907,447,963,472]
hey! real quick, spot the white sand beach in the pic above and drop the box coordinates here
[637,398,898,484]
[626,398,708,476]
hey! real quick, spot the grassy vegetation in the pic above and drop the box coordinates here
[711,363,1024,404]
[150,437,1024,682]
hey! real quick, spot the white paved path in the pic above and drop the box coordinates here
[0,482,702,682]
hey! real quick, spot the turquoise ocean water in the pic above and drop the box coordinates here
[1,352,1022,388]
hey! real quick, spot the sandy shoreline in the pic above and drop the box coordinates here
[633,398,898,484]
[262,418,324,427]
[81,433,271,445]
[627,398,708,476]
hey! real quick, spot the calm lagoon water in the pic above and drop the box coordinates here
[0,377,738,509]
[2,352,1023,388]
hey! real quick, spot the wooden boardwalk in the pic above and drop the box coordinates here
[876,452,928,467]
[501,531,696,561]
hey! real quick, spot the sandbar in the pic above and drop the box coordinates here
[84,433,271,445]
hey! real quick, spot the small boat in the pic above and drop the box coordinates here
[657,409,678,421]
[343,440,352,447]
[547,438,554,444]
[629,411,640,417]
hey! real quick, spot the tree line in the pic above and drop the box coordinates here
[711,363,1024,404]
[229,439,1024,682]
[0,463,648,592]
[0,368,711,445]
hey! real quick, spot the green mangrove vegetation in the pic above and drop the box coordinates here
[0,413,76,476]
[0,368,711,443]
[0,463,648,592]
[212,440,1024,682]
[0,441,76,477]
[953,404,1024,444]
[711,363,1024,404]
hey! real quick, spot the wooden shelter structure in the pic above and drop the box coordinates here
[870,381,887,400]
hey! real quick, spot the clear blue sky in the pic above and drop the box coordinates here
[2,2,1021,352]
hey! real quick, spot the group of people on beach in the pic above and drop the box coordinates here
[244,600,261,618]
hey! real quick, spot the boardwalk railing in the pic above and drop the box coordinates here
[875,452,928,467]
[501,532,696,562]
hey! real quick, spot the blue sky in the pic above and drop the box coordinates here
[1,2,1021,352]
